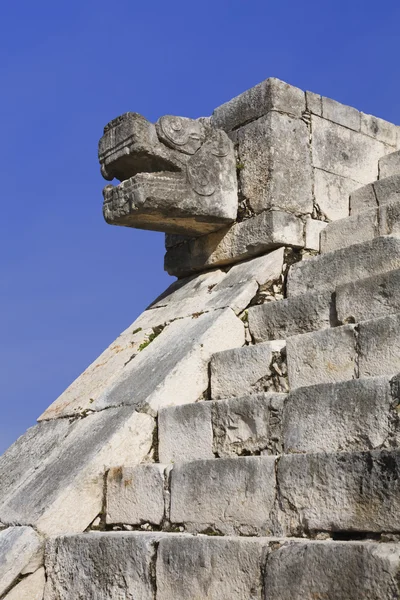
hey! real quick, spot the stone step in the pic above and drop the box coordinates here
[286,313,400,389]
[103,449,400,537]
[287,236,400,297]
[379,149,400,179]
[320,199,400,254]
[350,173,400,215]
[210,339,288,399]
[157,376,399,464]
[44,531,400,599]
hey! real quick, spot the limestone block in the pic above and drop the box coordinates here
[42,308,244,419]
[311,115,390,184]
[211,77,306,131]
[350,182,377,214]
[164,210,304,277]
[336,268,400,323]
[278,450,400,534]
[0,408,154,535]
[44,532,163,600]
[106,465,166,526]
[358,313,400,378]
[210,340,286,399]
[314,168,359,221]
[305,90,322,116]
[238,112,313,215]
[379,150,400,179]
[286,325,357,389]
[158,402,214,463]
[264,541,400,600]
[287,236,400,297]
[248,290,332,341]
[150,269,226,309]
[0,527,43,597]
[322,96,361,131]
[320,207,379,253]
[217,247,284,288]
[361,112,398,146]
[157,535,268,600]
[283,377,395,453]
[304,216,328,250]
[169,456,277,535]
[374,174,400,205]
[4,568,45,600]
[212,392,285,457]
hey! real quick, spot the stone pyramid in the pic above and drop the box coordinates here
[1,77,400,599]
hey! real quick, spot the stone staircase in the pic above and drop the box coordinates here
[40,149,400,599]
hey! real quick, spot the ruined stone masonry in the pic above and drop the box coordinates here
[1,77,400,598]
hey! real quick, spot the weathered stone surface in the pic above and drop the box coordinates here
[314,168,359,221]
[311,115,390,184]
[248,290,332,341]
[106,465,166,526]
[44,532,163,599]
[0,527,43,597]
[287,236,400,296]
[212,393,285,457]
[264,541,400,600]
[283,377,396,454]
[4,568,45,600]
[211,340,286,399]
[169,456,277,534]
[42,308,244,418]
[278,450,400,534]
[361,112,399,146]
[305,90,322,116]
[321,206,379,253]
[157,535,268,600]
[350,181,378,214]
[211,77,306,131]
[322,96,361,131]
[379,150,400,179]
[0,408,154,535]
[100,113,238,236]
[218,247,284,288]
[374,174,400,205]
[337,268,400,323]
[304,216,328,250]
[286,325,357,389]
[358,313,400,378]
[158,402,214,463]
[238,112,313,215]
[165,210,304,276]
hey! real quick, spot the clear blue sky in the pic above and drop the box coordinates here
[1,0,399,454]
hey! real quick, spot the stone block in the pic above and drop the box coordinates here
[248,290,332,341]
[311,115,390,184]
[322,96,361,131]
[264,541,400,600]
[336,268,400,323]
[44,532,164,600]
[169,456,277,534]
[164,210,304,277]
[158,402,214,463]
[304,216,328,250]
[217,247,284,288]
[212,392,285,457]
[211,77,306,131]
[361,112,398,146]
[320,207,379,253]
[283,377,396,453]
[286,325,357,389]
[42,308,244,418]
[157,535,267,600]
[314,168,359,221]
[210,340,286,399]
[106,465,166,526]
[4,568,45,600]
[305,90,322,116]
[350,182,377,215]
[358,313,400,378]
[374,174,400,205]
[0,527,43,597]
[0,408,154,535]
[379,150,400,179]
[238,112,312,215]
[278,450,400,534]
[287,236,400,297]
